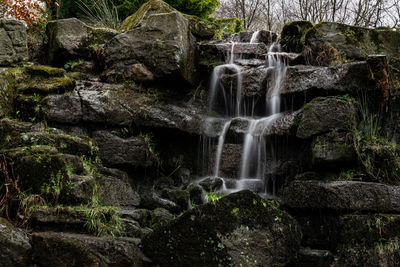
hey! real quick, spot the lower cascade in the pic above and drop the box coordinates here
[200,32,290,197]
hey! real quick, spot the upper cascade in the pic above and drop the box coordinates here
[200,30,293,197]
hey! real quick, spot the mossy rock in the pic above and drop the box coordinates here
[120,0,176,32]
[24,65,66,77]
[0,118,94,156]
[143,190,301,266]
[303,22,400,65]
[16,76,76,95]
[280,20,313,53]
[120,0,218,40]
[84,27,119,52]
[356,137,400,184]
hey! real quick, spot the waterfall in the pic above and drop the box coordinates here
[200,31,289,197]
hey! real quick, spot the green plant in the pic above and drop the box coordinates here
[78,0,121,30]
[64,59,85,70]
[40,171,74,205]
[83,183,121,237]
[205,187,222,203]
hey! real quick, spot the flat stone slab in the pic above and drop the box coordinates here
[283,181,400,212]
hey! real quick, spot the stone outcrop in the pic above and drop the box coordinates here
[103,12,196,84]
[304,22,400,64]
[296,96,356,139]
[0,19,28,66]
[46,18,118,65]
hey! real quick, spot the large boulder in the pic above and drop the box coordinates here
[103,11,196,84]
[46,18,118,65]
[143,190,302,266]
[0,19,28,66]
[120,0,218,40]
[303,22,400,65]
[283,181,400,212]
[280,21,314,53]
[296,96,356,139]
[0,218,31,266]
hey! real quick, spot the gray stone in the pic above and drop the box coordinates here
[143,190,301,266]
[41,92,83,124]
[283,181,400,212]
[295,248,334,267]
[96,174,141,207]
[0,19,28,66]
[103,12,195,84]
[210,143,242,178]
[0,218,31,267]
[31,232,150,266]
[304,22,400,62]
[199,176,224,191]
[279,62,371,97]
[80,90,133,126]
[296,97,356,139]
[93,130,155,168]
[46,18,118,65]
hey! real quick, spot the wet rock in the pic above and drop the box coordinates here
[220,65,269,97]
[143,190,301,266]
[311,131,356,169]
[227,111,300,138]
[210,143,242,178]
[283,181,400,212]
[93,130,155,168]
[0,218,31,267]
[293,248,334,267]
[80,90,133,126]
[103,12,196,84]
[0,19,28,66]
[31,232,150,266]
[304,22,400,64]
[296,97,356,139]
[41,92,83,124]
[140,189,180,212]
[279,62,372,97]
[46,18,118,65]
[280,21,313,53]
[197,42,269,69]
[199,176,224,191]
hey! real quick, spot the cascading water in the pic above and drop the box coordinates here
[201,30,289,197]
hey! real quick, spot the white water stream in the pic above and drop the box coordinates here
[201,31,289,197]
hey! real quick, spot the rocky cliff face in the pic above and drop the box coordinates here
[1,3,400,266]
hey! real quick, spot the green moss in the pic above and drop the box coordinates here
[24,65,66,77]
[120,0,176,32]
[17,76,76,95]
[280,20,314,52]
